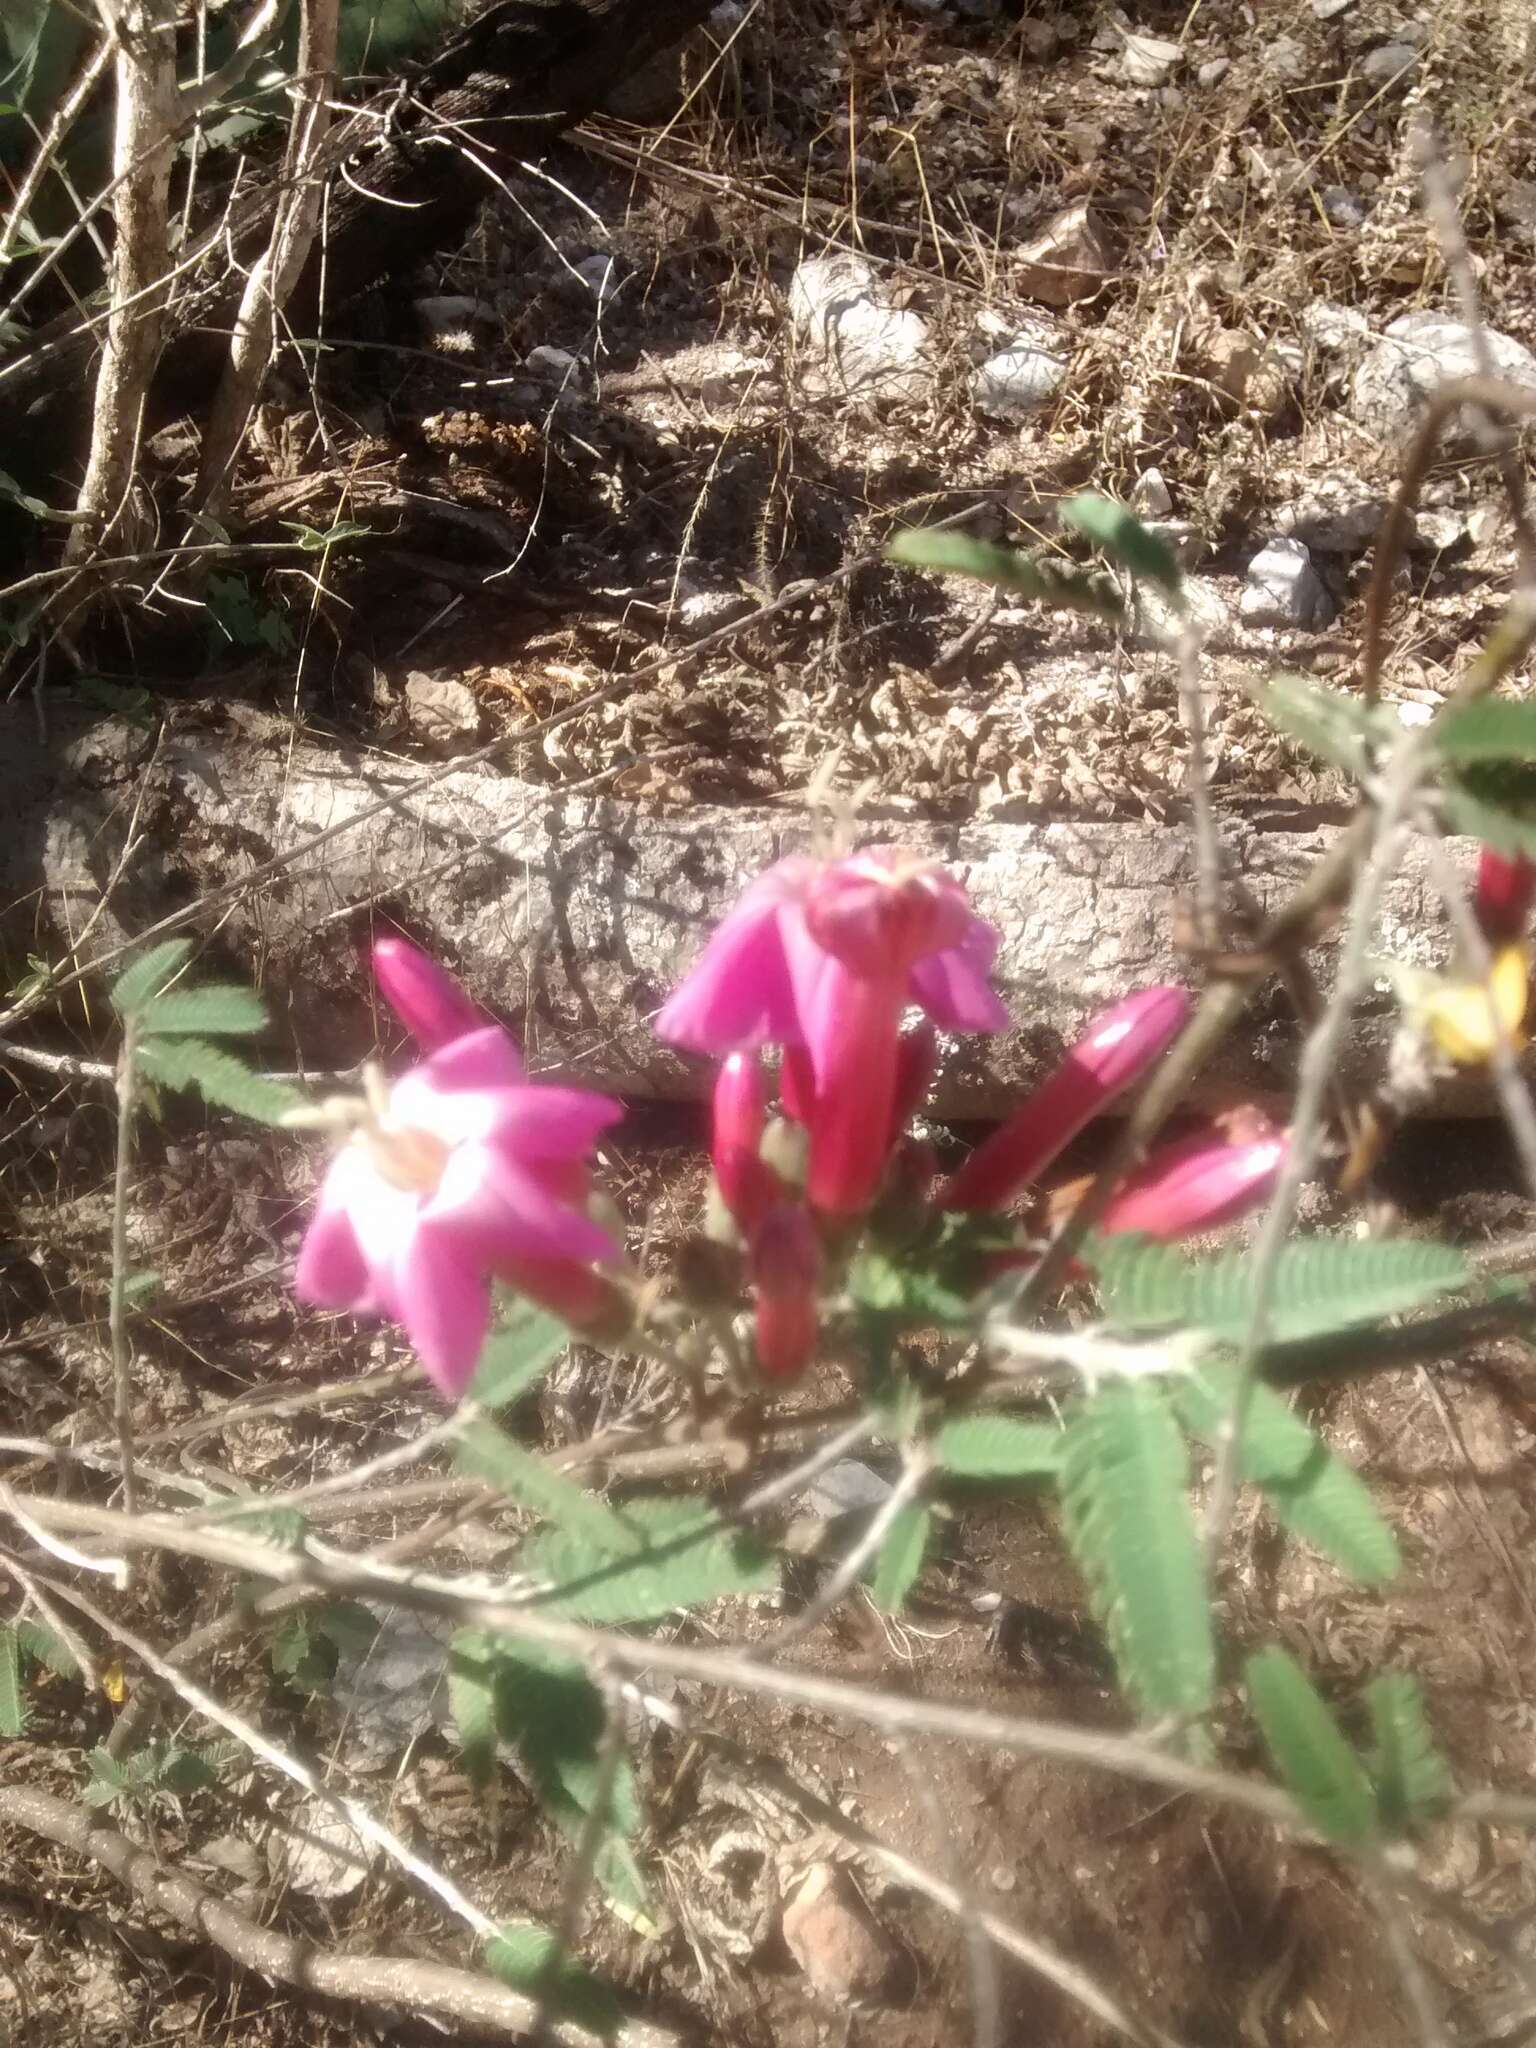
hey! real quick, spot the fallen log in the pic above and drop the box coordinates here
[0,706,1481,1116]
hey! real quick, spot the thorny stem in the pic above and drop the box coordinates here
[109,1021,140,1536]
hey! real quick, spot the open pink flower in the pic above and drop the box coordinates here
[1100,1130,1286,1240]
[939,986,1188,1213]
[294,1025,623,1398]
[656,847,1007,1216]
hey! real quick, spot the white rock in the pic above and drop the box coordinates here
[1321,186,1367,228]
[805,1459,896,1518]
[1412,508,1472,553]
[1312,0,1353,17]
[1302,301,1372,356]
[1121,31,1183,85]
[525,343,579,381]
[1015,200,1112,306]
[973,319,1069,418]
[1131,468,1173,518]
[1352,312,1536,445]
[405,672,481,754]
[1263,35,1308,83]
[1197,56,1231,85]
[1273,475,1385,554]
[1240,537,1335,629]
[788,251,932,405]
[1359,41,1419,87]
[267,1798,372,1900]
[1132,575,1227,648]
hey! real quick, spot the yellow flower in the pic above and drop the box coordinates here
[1420,943,1531,1066]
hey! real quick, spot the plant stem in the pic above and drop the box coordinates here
[109,1022,140,1536]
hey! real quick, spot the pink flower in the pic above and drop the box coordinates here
[1100,1131,1286,1240]
[750,1204,822,1380]
[939,986,1189,1213]
[372,936,485,1051]
[656,847,1007,1216]
[711,1052,780,1232]
[294,1024,623,1398]
[1474,849,1536,946]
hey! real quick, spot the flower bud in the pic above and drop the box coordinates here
[1474,848,1536,946]
[498,1256,634,1345]
[750,1204,822,1381]
[711,1053,779,1232]
[939,986,1189,1213]
[372,937,485,1053]
[1101,1133,1286,1240]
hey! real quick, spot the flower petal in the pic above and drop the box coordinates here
[372,937,485,1052]
[293,1154,371,1310]
[908,917,1009,1034]
[1102,1135,1285,1239]
[653,860,813,1052]
[396,1226,492,1398]
[482,1086,624,1160]
[424,1141,617,1268]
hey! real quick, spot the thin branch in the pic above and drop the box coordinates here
[108,1023,141,1533]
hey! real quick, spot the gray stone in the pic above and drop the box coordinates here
[1321,186,1367,228]
[805,1460,897,1518]
[1359,40,1419,87]
[1302,301,1372,357]
[1131,468,1173,519]
[1312,0,1353,17]
[404,672,482,753]
[1352,312,1536,446]
[1273,475,1385,554]
[789,251,932,406]
[1197,55,1231,85]
[574,253,619,301]
[1121,31,1183,85]
[1263,35,1308,83]
[1240,537,1335,629]
[524,343,580,381]
[973,319,1069,418]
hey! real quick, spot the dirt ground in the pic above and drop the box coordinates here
[6,0,1536,2041]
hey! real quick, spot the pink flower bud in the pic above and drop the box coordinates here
[711,1052,779,1232]
[750,1204,822,1381]
[1101,1132,1285,1240]
[889,1021,938,1140]
[939,986,1189,1213]
[372,937,486,1053]
[1474,848,1536,946]
[779,1045,817,1124]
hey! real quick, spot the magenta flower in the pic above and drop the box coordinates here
[372,936,485,1051]
[1474,848,1536,946]
[939,986,1189,1213]
[656,847,1007,1216]
[750,1203,822,1381]
[294,1025,623,1398]
[1100,1130,1286,1240]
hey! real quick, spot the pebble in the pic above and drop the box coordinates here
[1240,537,1335,630]
[1359,41,1420,87]
[973,318,1069,418]
[1262,35,1308,84]
[574,253,619,301]
[1321,186,1367,228]
[404,673,482,755]
[781,1863,898,2005]
[524,344,580,381]
[1121,31,1183,85]
[1273,474,1385,554]
[1131,468,1173,519]
[1352,312,1536,445]
[1312,0,1353,17]
[1197,55,1231,85]
[788,251,932,405]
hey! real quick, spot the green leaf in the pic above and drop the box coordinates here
[1367,1673,1452,1836]
[850,1247,972,1326]
[82,1747,131,1806]
[1172,1369,1399,1584]
[457,1420,635,1553]
[1436,699,1536,766]
[1060,1383,1214,1725]
[122,1269,160,1305]
[314,1602,379,1657]
[133,1037,301,1123]
[1246,1647,1377,1848]
[485,1923,622,2039]
[1254,674,1388,782]
[139,984,268,1037]
[524,1498,778,1626]
[937,1413,1064,1483]
[15,1617,78,1678]
[1089,1234,1472,1347]
[448,1631,501,1790]
[158,1746,217,1796]
[486,1639,644,1910]
[111,939,194,1021]
[1061,492,1183,593]
[1443,771,1536,861]
[870,1503,930,1612]
[467,1305,569,1410]
[886,528,1125,620]
[0,1628,25,1737]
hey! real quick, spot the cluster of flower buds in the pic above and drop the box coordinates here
[289,852,1290,1396]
